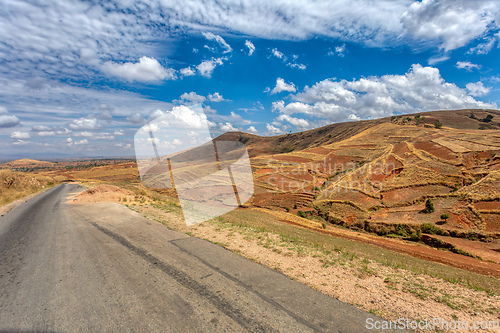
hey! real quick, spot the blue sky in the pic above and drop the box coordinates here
[0,0,499,158]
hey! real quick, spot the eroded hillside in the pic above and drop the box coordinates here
[250,110,500,238]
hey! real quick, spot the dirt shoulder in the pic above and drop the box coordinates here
[69,185,500,332]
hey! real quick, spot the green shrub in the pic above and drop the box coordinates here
[293,203,298,209]
[441,213,449,221]
[420,223,440,235]
[297,210,307,218]
[285,207,290,212]
[434,121,443,129]
[423,198,435,214]
[409,229,422,241]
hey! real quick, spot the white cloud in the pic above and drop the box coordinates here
[245,40,255,55]
[114,130,124,136]
[102,56,175,82]
[276,114,311,130]
[74,139,89,145]
[202,32,232,53]
[67,117,100,130]
[456,61,480,71]
[348,114,361,121]
[274,64,495,123]
[219,122,238,132]
[37,131,56,137]
[76,131,93,137]
[287,63,306,70]
[0,115,21,128]
[401,0,500,51]
[266,123,286,135]
[468,38,497,54]
[10,131,30,139]
[427,55,450,65]
[128,113,145,124]
[466,82,490,97]
[196,57,224,78]
[178,92,206,104]
[180,67,196,76]
[271,48,286,61]
[207,92,225,102]
[1,0,499,88]
[0,106,21,128]
[328,44,346,57]
[247,126,258,133]
[271,78,296,94]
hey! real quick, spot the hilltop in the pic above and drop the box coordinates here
[1,159,56,169]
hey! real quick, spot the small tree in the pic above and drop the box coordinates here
[441,213,449,221]
[297,210,307,218]
[293,203,298,209]
[434,121,443,129]
[423,198,435,214]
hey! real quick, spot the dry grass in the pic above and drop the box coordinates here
[0,170,57,206]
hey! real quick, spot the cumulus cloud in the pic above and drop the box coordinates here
[466,82,490,97]
[67,117,101,130]
[266,123,287,135]
[0,106,21,128]
[0,115,21,128]
[196,57,224,78]
[180,67,196,76]
[276,114,311,130]
[219,122,238,132]
[10,131,30,139]
[177,92,206,104]
[207,92,225,102]
[273,64,495,123]
[102,56,175,82]
[271,78,297,94]
[246,126,258,133]
[202,32,232,53]
[74,139,89,145]
[456,61,480,71]
[245,40,255,55]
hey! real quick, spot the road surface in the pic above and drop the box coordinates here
[0,184,397,332]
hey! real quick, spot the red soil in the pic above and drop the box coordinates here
[474,201,500,211]
[484,214,500,232]
[414,141,458,161]
[381,185,452,205]
[303,147,334,155]
[255,168,275,174]
[257,174,312,192]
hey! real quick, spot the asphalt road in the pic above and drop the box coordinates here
[0,184,399,332]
